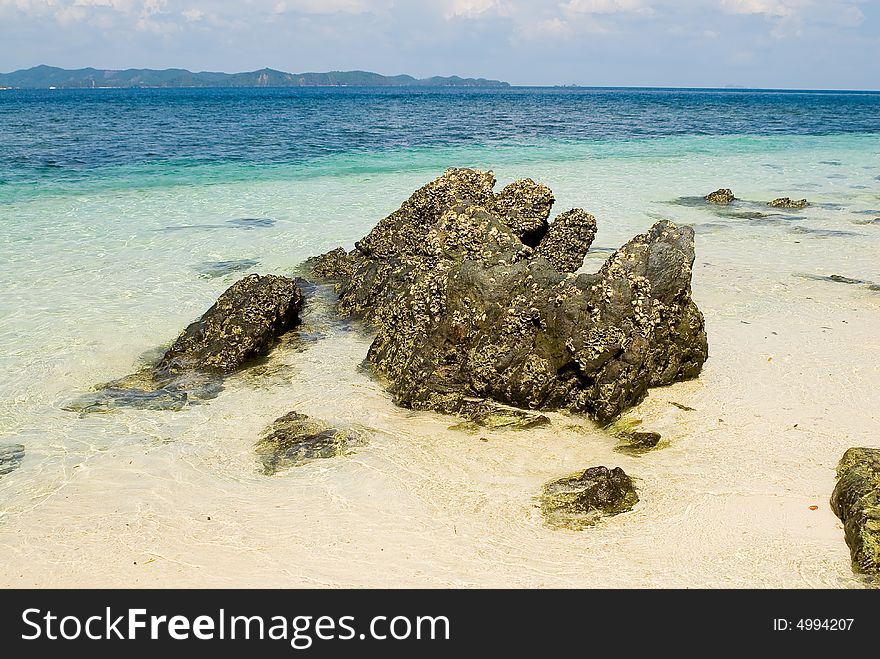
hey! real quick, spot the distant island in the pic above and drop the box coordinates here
[0,65,509,89]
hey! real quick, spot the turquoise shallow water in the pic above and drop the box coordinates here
[0,89,879,587]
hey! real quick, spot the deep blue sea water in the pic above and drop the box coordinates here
[1,87,879,201]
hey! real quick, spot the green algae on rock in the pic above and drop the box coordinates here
[614,431,662,455]
[769,197,808,209]
[541,466,638,529]
[704,188,735,204]
[830,447,880,575]
[255,411,370,475]
[604,416,663,455]
[308,168,708,425]
[67,274,304,413]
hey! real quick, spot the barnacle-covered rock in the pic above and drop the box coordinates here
[68,275,303,413]
[255,411,369,474]
[704,188,735,204]
[534,208,597,273]
[541,466,639,529]
[308,168,708,424]
[831,447,880,575]
[769,197,808,209]
[491,178,555,246]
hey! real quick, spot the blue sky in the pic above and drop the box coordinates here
[1,0,877,88]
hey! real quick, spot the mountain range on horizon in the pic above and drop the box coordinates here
[0,65,510,89]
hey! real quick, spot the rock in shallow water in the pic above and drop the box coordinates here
[155,274,302,376]
[308,168,708,424]
[450,400,551,431]
[196,259,260,278]
[615,431,662,454]
[831,447,880,575]
[769,197,808,209]
[704,188,735,204]
[541,466,638,529]
[68,274,303,413]
[0,444,25,476]
[254,411,369,475]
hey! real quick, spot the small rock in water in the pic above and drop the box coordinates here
[828,274,867,285]
[769,197,808,209]
[227,218,276,229]
[789,226,858,238]
[195,259,260,278]
[830,447,880,575]
[621,431,661,448]
[255,411,369,475]
[613,430,663,455]
[71,275,303,414]
[728,210,771,220]
[541,466,638,529]
[450,400,551,431]
[851,217,880,226]
[704,188,735,204]
[64,384,191,414]
[795,272,876,288]
[0,444,25,476]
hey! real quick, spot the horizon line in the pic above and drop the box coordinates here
[2,84,878,93]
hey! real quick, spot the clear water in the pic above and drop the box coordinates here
[0,88,879,587]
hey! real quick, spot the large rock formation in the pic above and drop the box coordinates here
[308,168,708,423]
[67,274,304,413]
[541,466,639,529]
[831,447,880,574]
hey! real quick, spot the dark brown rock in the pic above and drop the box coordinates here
[308,168,708,424]
[830,447,880,574]
[255,411,369,475]
[155,274,304,377]
[68,275,304,413]
[704,189,735,204]
[541,466,638,529]
[769,197,808,209]
[534,208,597,273]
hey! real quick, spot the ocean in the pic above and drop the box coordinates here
[0,87,879,587]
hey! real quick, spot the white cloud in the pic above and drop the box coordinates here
[271,0,384,14]
[719,0,797,17]
[719,0,865,36]
[563,0,653,15]
[73,0,134,8]
[531,17,572,37]
[445,0,504,19]
[181,6,201,21]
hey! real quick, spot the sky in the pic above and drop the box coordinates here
[0,0,878,88]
